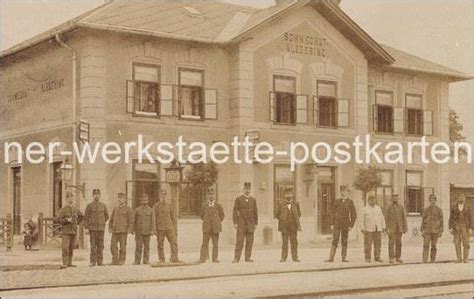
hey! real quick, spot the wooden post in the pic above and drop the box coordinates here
[6,213,13,251]
[38,213,44,246]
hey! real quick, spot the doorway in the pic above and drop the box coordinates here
[12,167,22,235]
[318,167,335,235]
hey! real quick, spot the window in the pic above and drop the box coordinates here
[376,170,393,211]
[405,171,423,214]
[129,161,160,209]
[274,165,295,216]
[316,81,337,127]
[178,68,204,120]
[272,76,296,124]
[179,164,217,217]
[129,64,160,116]
[12,167,21,235]
[374,91,394,133]
[406,94,423,136]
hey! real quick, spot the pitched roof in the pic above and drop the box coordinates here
[0,0,471,81]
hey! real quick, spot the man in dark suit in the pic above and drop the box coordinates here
[153,189,179,263]
[420,194,443,263]
[275,188,301,262]
[57,192,83,269]
[233,182,258,263]
[199,187,224,263]
[325,185,356,263]
[385,194,408,263]
[449,193,472,263]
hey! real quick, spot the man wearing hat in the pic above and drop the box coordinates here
[132,195,156,265]
[420,193,443,263]
[108,192,133,265]
[325,185,356,263]
[84,189,109,266]
[385,194,408,263]
[57,192,83,268]
[449,193,472,263]
[232,182,258,263]
[153,189,179,263]
[275,187,301,262]
[199,187,225,263]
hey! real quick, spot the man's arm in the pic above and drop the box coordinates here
[104,204,110,222]
[254,198,258,226]
[83,204,90,229]
[402,206,408,233]
[439,208,444,234]
[350,200,357,228]
[274,201,281,219]
[218,205,225,222]
[232,198,239,225]
[127,207,134,232]
[108,208,115,232]
[420,208,426,232]
[296,202,301,218]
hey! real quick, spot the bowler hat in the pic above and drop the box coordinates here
[243,182,251,188]
[92,189,101,195]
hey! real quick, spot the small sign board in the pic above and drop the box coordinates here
[78,120,90,144]
[166,169,181,184]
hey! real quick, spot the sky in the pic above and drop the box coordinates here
[1,0,473,143]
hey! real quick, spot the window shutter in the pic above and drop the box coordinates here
[160,84,174,116]
[126,80,135,113]
[296,95,308,124]
[204,89,217,120]
[423,110,433,136]
[372,105,378,132]
[270,92,276,122]
[394,107,404,133]
[337,98,349,127]
[313,96,319,126]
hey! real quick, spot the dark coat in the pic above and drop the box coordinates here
[385,203,408,234]
[233,195,258,233]
[133,205,156,235]
[421,205,444,234]
[275,200,301,233]
[57,205,83,235]
[449,204,472,231]
[201,202,224,234]
[84,201,109,231]
[330,198,357,228]
[108,205,133,233]
[153,201,175,231]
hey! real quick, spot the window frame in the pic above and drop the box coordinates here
[131,159,161,209]
[272,75,297,126]
[131,62,161,118]
[178,67,205,121]
[405,93,424,136]
[405,170,424,215]
[374,90,395,134]
[316,80,338,128]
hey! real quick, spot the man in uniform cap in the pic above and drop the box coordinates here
[199,187,225,263]
[449,193,472,263]
[108,192,133,265]
[153,189,180,263]
[325,185,356,263]
[133,195,156,265]
[275,187,301,262]
[232,182,258,263]
[57,192,83,268]
[420,194,443,263]
[84,189,109,266]
[385,194,408,263]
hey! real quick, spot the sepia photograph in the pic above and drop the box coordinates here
[0,0,473,297]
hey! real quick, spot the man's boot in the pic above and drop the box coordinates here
[463,248,469,263]
[341,246,348,262]
[325,246,336,262]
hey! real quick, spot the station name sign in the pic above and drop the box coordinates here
[7,78,65,103]
[283,32,329,58]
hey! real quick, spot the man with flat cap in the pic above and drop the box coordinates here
[325,185,356,263]
[420,193,443,263]
[84,189,109,266]
[133,195,155,265]
[108,192,133,265]
[58,192,83,268]
[199,187,225,263]
[233,182,258,263]
[385,194,408,263]
[153,189,180,263]
[275,187,301,262]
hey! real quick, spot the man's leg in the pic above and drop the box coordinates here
[430,234,438,262]
[363,232,371,261]
[388,234,395,262]
[143,235,151,264]
[68,235,76,266]
[110,233,119,265]
[135,234,143,264]
[374,231,382,261]
[422,234,430,263]
[281,232,289,261]
[289,230,298,261]
[244,232,254,261]
[460,227,470,262]
[157,231,165,262]
[211,233,219,262]
[89,231,97,265]
[97,230,105,265]
[200,233,211,262]
[61,235,71,267]
[341,227,349,261]
[326,226,340,262]
[234,229,245,262]
[119,233,127,265]
[395,233,403,262]
[166,230,179,262]
[453,230,462,261]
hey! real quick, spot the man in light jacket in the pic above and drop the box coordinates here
[361,194,386,263]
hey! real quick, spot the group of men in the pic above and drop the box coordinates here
[328,186,472,264]
[57,183,471,268]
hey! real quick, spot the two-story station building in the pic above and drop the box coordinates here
[1,0,472,248]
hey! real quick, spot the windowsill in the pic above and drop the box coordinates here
[180,115,202,121]
[134,111,158,117]
[407,213,421,217]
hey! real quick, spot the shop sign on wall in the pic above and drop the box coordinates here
[283,32,329,58]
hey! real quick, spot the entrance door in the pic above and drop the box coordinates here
[317,167,335,235]
[12,167,21,235]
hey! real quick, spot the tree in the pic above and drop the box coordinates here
[185,161,219,211]
[449,109,467,157]
[353,165,382,206]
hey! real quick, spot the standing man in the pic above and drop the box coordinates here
[133,195,155,265]
[449,193,471,263]
[420,194,443,263]
[153,189,179,263]
[275,188,301,262]
[57,192,83,269]
[360,194,386,263]
[233,182,258,263]
[385,194,408,264]
[108,193,133,265]
[325,186,356,263]
[84,189,109,267]
[199,187,225,263]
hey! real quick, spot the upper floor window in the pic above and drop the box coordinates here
[405,170,423,215]
[316,81,337,127]
[373,91,394,133]
[406,94,424,136]
[178,68,204,120]
[272,76,296,124]
[130,64,160,116]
